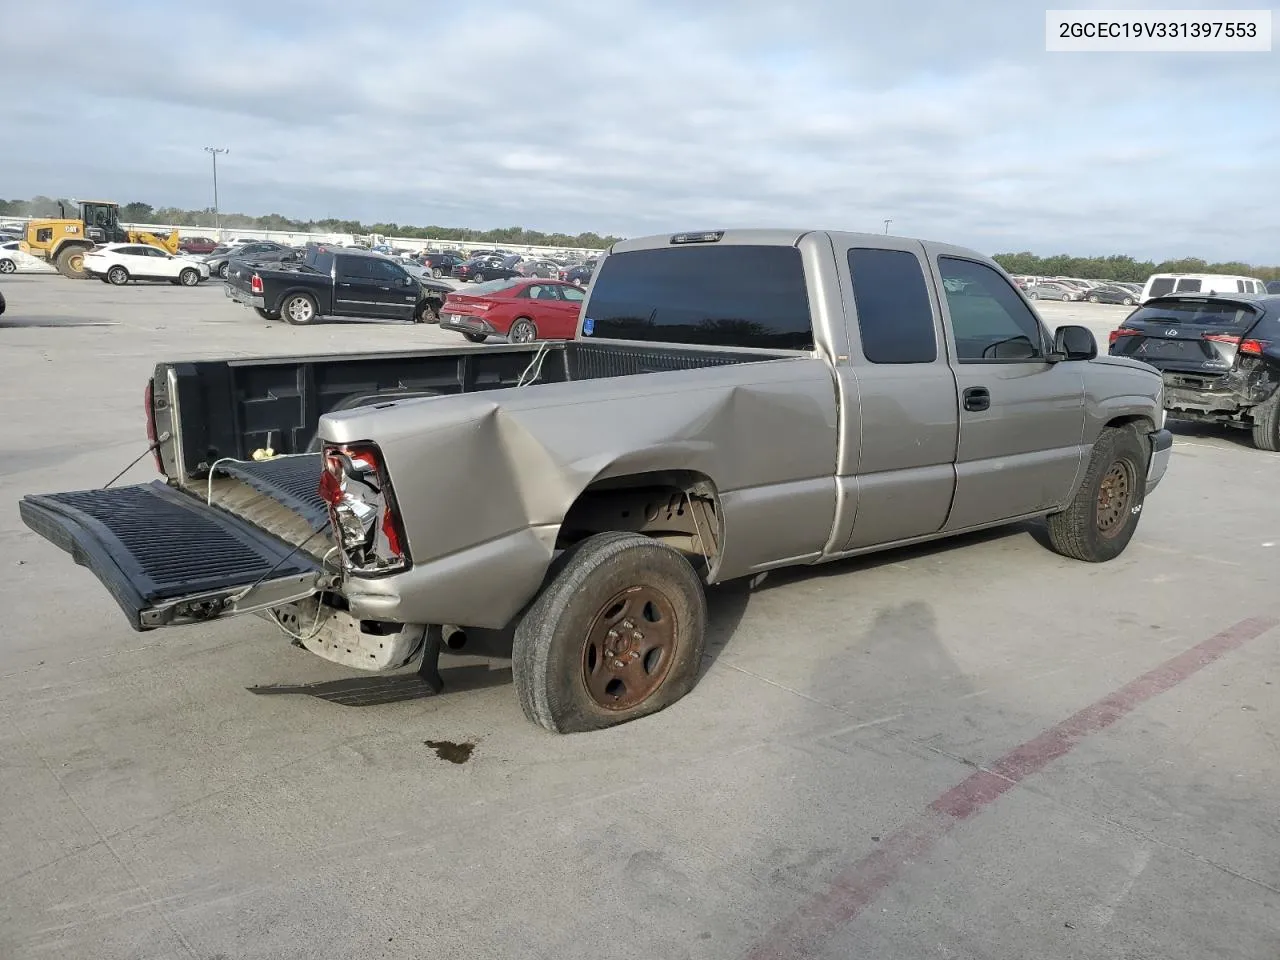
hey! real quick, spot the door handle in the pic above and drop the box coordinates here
[963,386,991,412]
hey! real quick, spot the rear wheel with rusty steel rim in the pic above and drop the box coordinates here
[1095,459,1134,539]
[582,586,678,710]
[513,531,709,734]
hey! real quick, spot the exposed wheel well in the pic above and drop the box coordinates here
[557,471,723,579]
[1105,414,1154,434]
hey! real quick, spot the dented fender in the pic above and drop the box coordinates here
[318,357,840,628]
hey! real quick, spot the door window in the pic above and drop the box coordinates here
[846,248,937,363]
[561,285,585,302]
[938,257,1046,362]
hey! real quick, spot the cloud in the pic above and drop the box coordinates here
[0,0,1275,259]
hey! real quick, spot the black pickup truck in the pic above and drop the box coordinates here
[225,246,454,325]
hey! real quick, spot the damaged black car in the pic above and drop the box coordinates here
[1108,293,1280,450]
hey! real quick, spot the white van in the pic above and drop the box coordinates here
[1141,273,1266,302]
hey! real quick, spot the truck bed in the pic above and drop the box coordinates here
[152,340,784,482]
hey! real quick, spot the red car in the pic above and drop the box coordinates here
[178,236,218,255]
[439,278,586,343]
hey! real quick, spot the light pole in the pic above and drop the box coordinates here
[204,146,228,239]
[883,219,892,234]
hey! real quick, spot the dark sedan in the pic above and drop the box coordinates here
[460,254,525,284]
[1083,284,1139,306]
[559,262,596,286]
[420,252,466,278]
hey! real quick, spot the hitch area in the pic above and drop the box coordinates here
[266,598,432,678]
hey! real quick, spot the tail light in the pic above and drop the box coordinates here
[1203,333,1269,356]
[143,380,164,473]
[250,273,264,294]
[318,442,409,575]
[1108,328,1140,346]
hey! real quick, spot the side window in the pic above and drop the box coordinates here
[938,257,1045,362]
[846,248,937,363]
[372,259,407,282]
[1175,278,1201,292]
[525,284,544,299]
[338,256,377,279]
[561,285,585,302]
[1237,280,1248,293]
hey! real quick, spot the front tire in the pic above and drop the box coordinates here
[107,265,130,286]
[217,262,230,280]
[513,532,708,734]
[416,301,441,324]
[0,258,14,274]
[179,268,199,286]
[1088,294,1099,303]
[1028,292,1039,300]
[472,272,486,283]
[508,317,538,343]
[431,268,443,278]
[1122,297,1134,306]
[56,247,90,279]
[281,293,319,325]
[1249,390,1280,451]
[1046,424,1148,562]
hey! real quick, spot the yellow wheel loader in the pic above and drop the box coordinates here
[19,201,181,279]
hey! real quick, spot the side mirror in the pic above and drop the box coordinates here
[1050,324,1097,362]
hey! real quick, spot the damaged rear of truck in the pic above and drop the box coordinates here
[19,229,1170,733]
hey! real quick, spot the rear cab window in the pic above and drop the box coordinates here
[846,248,937,363]
[582,245,813,350]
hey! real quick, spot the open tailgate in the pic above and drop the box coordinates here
[20,481,322,631]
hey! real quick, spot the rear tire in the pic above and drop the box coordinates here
[463,332,487,343]
[1087,294,1099,303]
[1046,424,1148,562]
[432,268,443,278]
[513,532,708,734]
[508,317,537,343]
[1249,390,1280,451]
[1122,297,1134,306]
[472,272,486,283]
[281,293,318,325]
[107,265,130,286]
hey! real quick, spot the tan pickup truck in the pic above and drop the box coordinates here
[20,229,1172,733]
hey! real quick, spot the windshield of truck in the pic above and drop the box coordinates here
[582,245,813,349]
[1128,298,1259,330]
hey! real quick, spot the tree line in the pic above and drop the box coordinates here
[2,196,1276,275]
[992,251,1278,282]
[0,197,623,251]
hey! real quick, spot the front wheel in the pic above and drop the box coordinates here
[513,532,708,734]
[217,262,230,280]
[472,272,486,283]
[0,258,14,274]
[179,268,200,286]
[1046,424,1148,562]
[431,268,443,278]
[281,293,319,325]
[107,265,130,285]
[416,301,441,324]
[1028,292,1039,300]
[1087,295,1099,303]
[1122,297,1134,306]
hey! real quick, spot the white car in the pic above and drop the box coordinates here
[83,243,211,286]
[0,240,22,273]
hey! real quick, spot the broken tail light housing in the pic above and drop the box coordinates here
[1203,333,1269,356]
[318,443,410,576]
[143,380,164,473]
[250,273,264,294]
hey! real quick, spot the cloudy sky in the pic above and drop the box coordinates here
[2,0,1276,259]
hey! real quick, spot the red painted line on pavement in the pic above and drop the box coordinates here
[743,615,1278,960]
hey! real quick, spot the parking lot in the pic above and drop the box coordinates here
[2,274,1278,960]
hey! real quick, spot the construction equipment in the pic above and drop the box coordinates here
[19,201,181,279]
